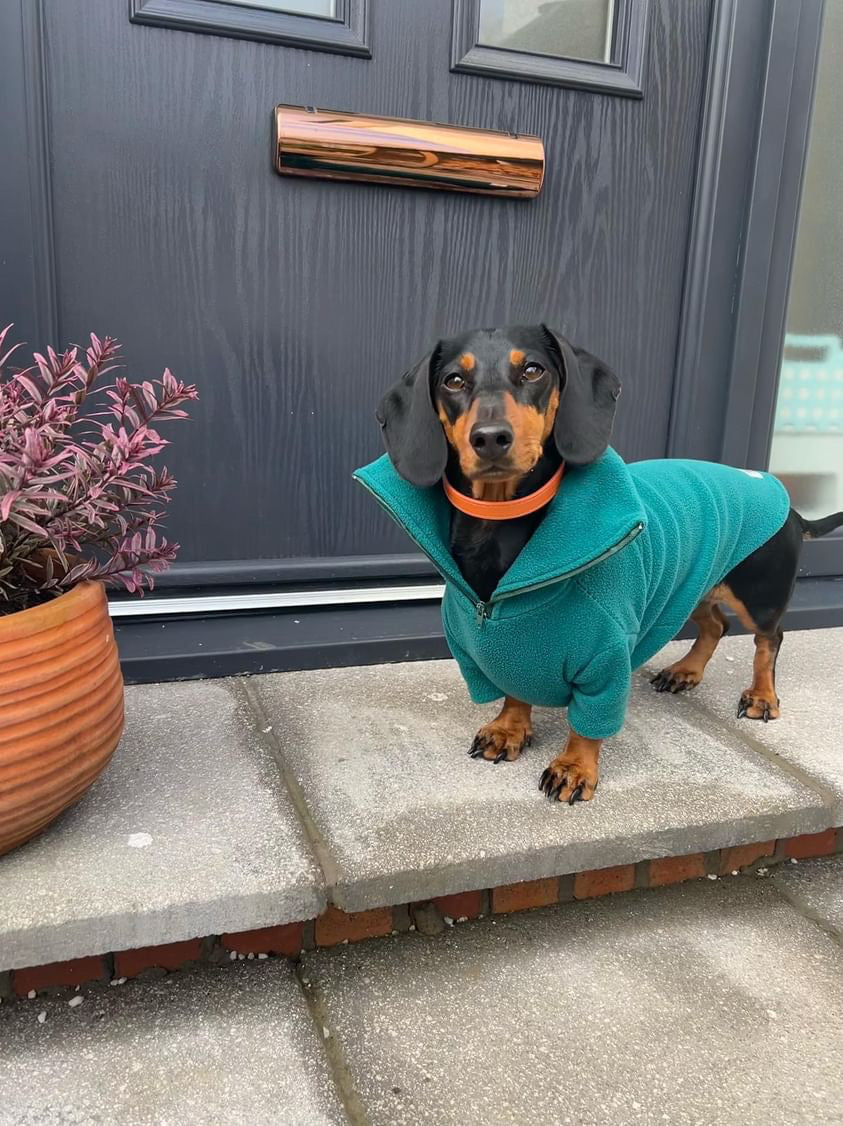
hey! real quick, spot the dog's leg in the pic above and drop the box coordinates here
[539,733,601,804]
[737,628,783,721]
[710,581,785,722]
[715,512,803,721]
[651,595,729,693]
[469,696,533,763]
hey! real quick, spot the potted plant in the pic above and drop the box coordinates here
[0,325,197,856]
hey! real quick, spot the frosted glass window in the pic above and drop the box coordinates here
[478,0,614,63]
[225,0,335,16]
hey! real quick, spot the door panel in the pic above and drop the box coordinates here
[42,0,710,577]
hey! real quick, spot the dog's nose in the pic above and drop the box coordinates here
[469,421,513,461]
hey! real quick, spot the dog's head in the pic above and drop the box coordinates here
[376,325,621,489]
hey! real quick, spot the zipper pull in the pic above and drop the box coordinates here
[475,602,488,627]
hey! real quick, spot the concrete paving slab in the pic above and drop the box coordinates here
[645,627,843,817]
[306,878,843,1126]
[0,961,346,1126]
[774,855,843,938]
[254,660,830,911]
[0,681,325,971]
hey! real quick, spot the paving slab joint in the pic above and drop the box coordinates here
[769,880,843,953]
[292,961,371,1126]
[234,677,341,891]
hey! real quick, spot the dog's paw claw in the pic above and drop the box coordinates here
[736,690,780,722]
[539,756,598,805]
[651,667,700,694]
[469,721,531,763]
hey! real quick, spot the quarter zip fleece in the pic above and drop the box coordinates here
[354,449,791,739]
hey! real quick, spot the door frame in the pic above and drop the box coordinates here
[671,0,838,581]
[2,0,839,683]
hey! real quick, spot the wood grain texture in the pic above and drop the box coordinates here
[43,0,710,569]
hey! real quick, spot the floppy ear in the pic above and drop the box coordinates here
[541,325,621,465]
[376,347,448,487]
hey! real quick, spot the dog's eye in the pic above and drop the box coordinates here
[443,373,466,392]
[522,362,545,383]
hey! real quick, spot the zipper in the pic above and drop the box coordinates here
[472,521,644,628]
[354,474,644,630]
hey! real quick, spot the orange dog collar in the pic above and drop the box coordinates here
[443,464,565,520]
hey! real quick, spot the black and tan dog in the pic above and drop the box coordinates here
[363,324,843,803]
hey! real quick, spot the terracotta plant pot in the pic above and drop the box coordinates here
[0,582,124,857]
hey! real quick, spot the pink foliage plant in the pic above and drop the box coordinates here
[0,324,197,614]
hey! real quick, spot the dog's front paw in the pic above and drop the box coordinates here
[539,752,598,804]
[650,664,702,693]
[469,719,532,763]
[736,690,780,722]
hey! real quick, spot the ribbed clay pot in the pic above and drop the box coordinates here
[0,581,124,857]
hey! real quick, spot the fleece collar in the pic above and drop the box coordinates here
[353,447,647,602]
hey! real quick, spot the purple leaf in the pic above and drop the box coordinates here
[0,326,196,606]
[0,491,20,521]
[8,510,49,537]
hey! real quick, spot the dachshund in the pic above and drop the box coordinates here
[370,324,843,803]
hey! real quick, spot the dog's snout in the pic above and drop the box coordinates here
[469,421,514,461]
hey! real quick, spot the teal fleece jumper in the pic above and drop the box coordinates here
[353,450,790,740]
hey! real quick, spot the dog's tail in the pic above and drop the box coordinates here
[796,509,843,539]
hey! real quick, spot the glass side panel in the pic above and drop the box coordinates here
[769,4,843,520]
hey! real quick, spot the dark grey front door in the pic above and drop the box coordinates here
[3,0,712,591]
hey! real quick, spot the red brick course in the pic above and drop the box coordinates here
[433,890,485,919]
[574,864,636,899]
[719,840,776,875]
[114,938,203,979]
[314,905,393,947]
[649,853,707,887]
[781,828,838,860]
[491,878,559,914]
[222,923,304,957]
[14,956,107,996]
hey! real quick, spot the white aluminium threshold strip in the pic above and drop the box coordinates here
[107,583,446,618]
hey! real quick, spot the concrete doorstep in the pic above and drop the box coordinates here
[2,860,842,1125]
[0,629,841,975]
